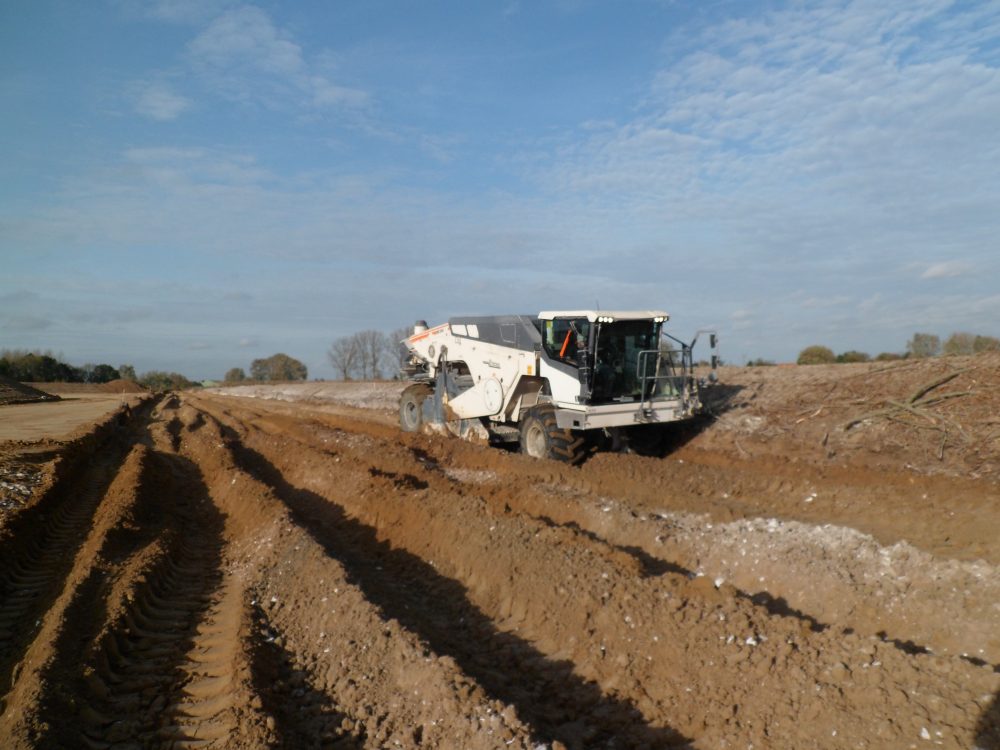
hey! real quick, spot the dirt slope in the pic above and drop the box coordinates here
[0,388,996,749]
[700,352,1000,482]
[0,377,59,406]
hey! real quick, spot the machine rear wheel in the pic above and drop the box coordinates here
[399,384,432,432]
[519,405,585,464]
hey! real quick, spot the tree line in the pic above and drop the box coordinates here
[794,331,1000,365]
[221,329,410,385]
[223,352,309,384]
[327,328,410,380]
[0,350,197,389]
[0,350,127,383]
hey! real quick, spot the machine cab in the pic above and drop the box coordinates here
[536,310,672,404]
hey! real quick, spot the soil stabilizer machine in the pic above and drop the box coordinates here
[399,310,718,463]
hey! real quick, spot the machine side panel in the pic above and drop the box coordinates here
[448,315,541,353]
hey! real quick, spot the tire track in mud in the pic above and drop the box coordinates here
[76,473,228,749]
[179,398,541,748]
[201,406,688,748]
[0,414,137,702]
[248,600,363,750]
[192,396,999,750]
[1,398,250,749]
[0,470,109,652]
[73,405,242,749]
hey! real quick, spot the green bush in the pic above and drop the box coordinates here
[139,371,198,391]
[250,353,308,382]
[836,350,870,363]
[943,332,976,356]
[973,335,1000,353]
[797,345,836,365]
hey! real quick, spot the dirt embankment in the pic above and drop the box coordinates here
[0,384,996,749]
[700,352,1000,482]
[0,377,60,406]
[31,379,148,395]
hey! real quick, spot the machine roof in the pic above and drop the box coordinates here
[536,310,669,322]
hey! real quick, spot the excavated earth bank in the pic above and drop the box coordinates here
[0,386,996,749]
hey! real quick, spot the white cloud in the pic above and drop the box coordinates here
[121,146,272,187]
[921,261,971,279]
[134,82,192,120]
[189,5,303,75]
[117,0,235,24]
[311,77,369,108]
[523,0,1000,290]
[187,5,368,112]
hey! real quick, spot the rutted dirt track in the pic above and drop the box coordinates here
[0,388,997,748]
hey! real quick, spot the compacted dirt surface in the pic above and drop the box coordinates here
[0,358,998,749]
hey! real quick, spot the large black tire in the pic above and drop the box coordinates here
[519,405,585,464]
[399,384,432,432]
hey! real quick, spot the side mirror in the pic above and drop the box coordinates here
[710,333,717,349]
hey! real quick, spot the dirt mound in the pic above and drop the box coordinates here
[96,378,147,393]
[0,377,59,406]
[700,351,1000,481]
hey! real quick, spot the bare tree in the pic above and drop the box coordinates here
[383,326,413,380]
[328,336,360,380]
[907,332,941,358]
[355,330,387,380]
[329,326,416,381]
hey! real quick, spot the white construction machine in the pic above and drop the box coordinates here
[399,310,718,463]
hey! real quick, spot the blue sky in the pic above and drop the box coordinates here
[2,0,998,378]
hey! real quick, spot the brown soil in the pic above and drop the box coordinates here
[98,378,149,394]
[0,359,997,749]
[0,394,146,446]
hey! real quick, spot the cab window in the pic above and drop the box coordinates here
[542,318,589,364]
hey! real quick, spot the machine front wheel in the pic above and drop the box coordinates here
[519,405,585,464]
